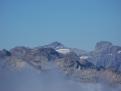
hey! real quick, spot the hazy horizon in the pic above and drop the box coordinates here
[0,0,121,50]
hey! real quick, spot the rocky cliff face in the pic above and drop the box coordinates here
[0,41,121,84]
[89,41,121,72]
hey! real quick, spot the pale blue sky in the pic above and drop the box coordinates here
[0,0,121,50]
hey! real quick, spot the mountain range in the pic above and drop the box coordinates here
[0,41,121,84]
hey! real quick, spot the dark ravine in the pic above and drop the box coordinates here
[0,41,121,85]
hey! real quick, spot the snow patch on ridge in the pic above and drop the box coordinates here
[118,50,121,54]
[80,56,89,60]
[56,49,70,54]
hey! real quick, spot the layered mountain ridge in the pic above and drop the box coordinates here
[0,41,121,84]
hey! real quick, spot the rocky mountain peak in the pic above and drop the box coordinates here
[95,41,112,50]
[43,41,65,50]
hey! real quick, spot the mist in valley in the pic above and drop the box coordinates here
[0,64,121,91]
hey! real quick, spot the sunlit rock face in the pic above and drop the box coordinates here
[0,41,121,91]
